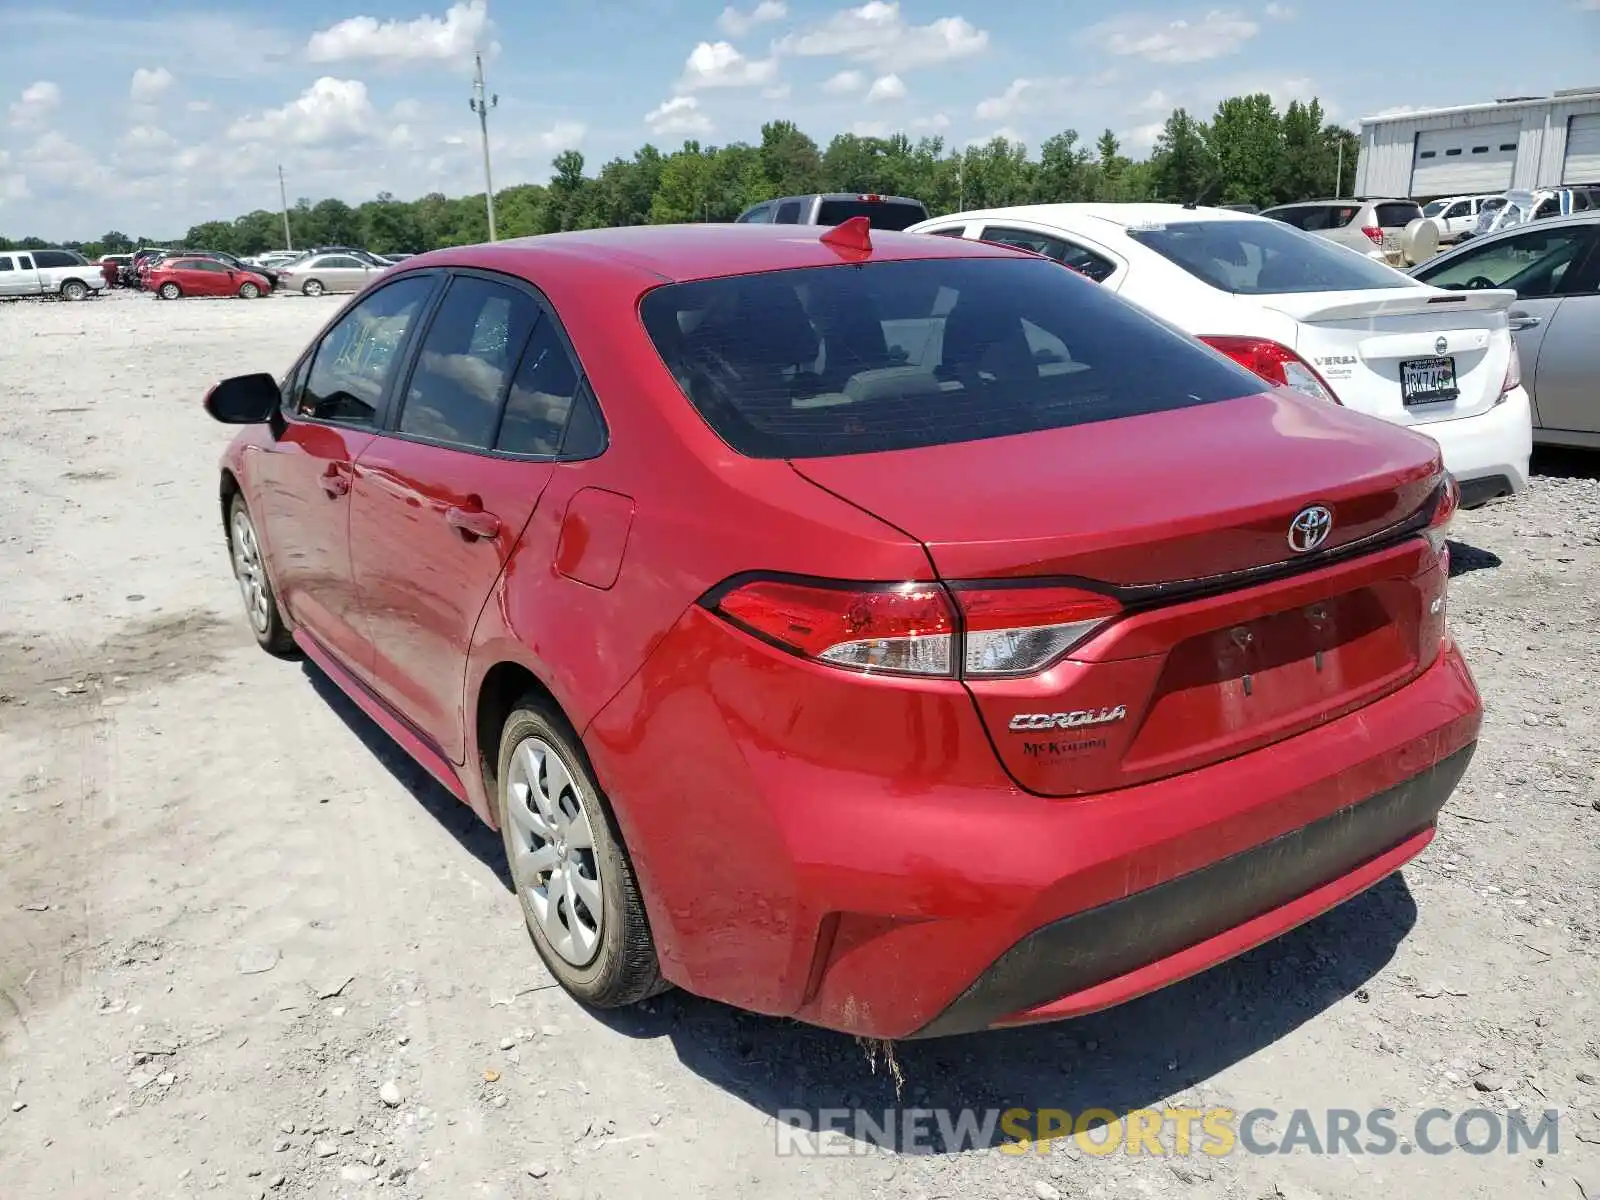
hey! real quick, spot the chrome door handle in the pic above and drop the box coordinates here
[1508,311,1542,330]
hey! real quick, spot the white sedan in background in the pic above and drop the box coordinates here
[910,204,1533,506]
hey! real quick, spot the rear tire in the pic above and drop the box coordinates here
[228,495,296,657]
[496,697,666,1009]
[238,281,261,299]
[302,279,325,296]
[60,280,88,302]
[157,282,181,300]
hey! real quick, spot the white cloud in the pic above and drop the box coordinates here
[850,120,891,137]
[763,83,792,100]
[974,77,1070,121]
[866,73,906,102]
[129,67,175,104]
[1085,9,1260,63]
[1264,1,1294,17]
[912,112,951,131]
[777,2,988,72]
[187,99,213,114]
[1135,89,1174,114]
[392,99,425,121]
[227,78,377,146]
[123,125,178,152]
[822,69,866,94]
[680,41,778,89]
[717,1,788,35]
[307,0,490,65]
[0,150,29,205]
[1122,121,1166,152]
[645,95,713,136]
[18,131,103,189]
[969,126,1023,147]
[8,81,61,129]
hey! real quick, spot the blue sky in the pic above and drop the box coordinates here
[2,0,1597,240]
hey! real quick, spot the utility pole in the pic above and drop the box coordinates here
[1334,138,1344,199]
[277,164,293,250]
[469,52,499,241]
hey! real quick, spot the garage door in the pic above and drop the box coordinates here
[1409,123,1521,196]
[1562,113,1600,184]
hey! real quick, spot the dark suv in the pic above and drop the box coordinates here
[735,193,930,230]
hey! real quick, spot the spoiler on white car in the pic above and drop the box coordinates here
[1261,287,1518,325]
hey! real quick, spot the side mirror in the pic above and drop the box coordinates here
[204,373,280,424]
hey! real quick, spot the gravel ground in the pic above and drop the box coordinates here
[1,290,1597,1200]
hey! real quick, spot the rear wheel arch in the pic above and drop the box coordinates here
[475,661,562,818]
[219,469,242,544]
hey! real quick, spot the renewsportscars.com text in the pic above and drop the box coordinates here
[773,1106,1562,1157]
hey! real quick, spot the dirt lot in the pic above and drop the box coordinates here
[1,291,1597,1200]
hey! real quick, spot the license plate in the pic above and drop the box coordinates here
[1400,356,1459,406]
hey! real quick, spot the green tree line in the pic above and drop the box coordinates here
[2,96,1357,258]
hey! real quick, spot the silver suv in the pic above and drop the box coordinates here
[735,192,929,230]
[1259,197,1424,263]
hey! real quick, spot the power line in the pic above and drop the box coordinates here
[469,52,499,241]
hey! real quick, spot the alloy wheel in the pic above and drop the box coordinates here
[231,509,271,634]
[505,735,604,966]
[304,280,324,296]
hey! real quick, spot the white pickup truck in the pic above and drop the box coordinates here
[0,248,108,300]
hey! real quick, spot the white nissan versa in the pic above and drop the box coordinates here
[912,203,1533,506]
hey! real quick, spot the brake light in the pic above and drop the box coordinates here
[858,194,883,203]
[714,578,954,676]
[1361,225,1384,245]
[707,577,1122,678]
[1199,335,1341,404]
[1423,474,1459,565]
[951,585,1122,677]
[1499,342,1522,402]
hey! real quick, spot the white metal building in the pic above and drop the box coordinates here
[1354,87,1600,200]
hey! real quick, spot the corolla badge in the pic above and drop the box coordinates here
[1009,706,1127,731]
[1287,505,1333,554]
[1435,336,1448,354]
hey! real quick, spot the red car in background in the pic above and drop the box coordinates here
[201,221,1480,1039]
[149,256,271,300]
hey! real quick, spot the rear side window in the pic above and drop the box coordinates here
[34,250,83,268]
[815,199,929,231]
[1266,205,1356,231]
[496,316,582,456]
[637,256,1261,459]
[400,276,540,449]
[0,258,12,272]
[774,201,804,223]
[979,225,1117,283]
[1129,219,1415,295]
[1375,202,1423,228]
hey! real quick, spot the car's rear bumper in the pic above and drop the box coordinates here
[1416,386,1531,501]
[911,741,1470,1038]
[587,618,1482,1039]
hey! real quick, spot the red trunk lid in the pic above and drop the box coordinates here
[791,391,1451,796]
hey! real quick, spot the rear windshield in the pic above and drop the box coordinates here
[815,199,929,231]
[1266,204,1357,231]
[1128,219,1414,295]
[637,256,1261,459]
[1375,201,1423,228]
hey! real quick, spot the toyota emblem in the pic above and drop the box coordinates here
[1287,505,1333,554]
[1434,336,1448,354]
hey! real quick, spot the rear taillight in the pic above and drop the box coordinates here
[1199,335,1341,405]
[950,584,1121,677]
[1499,342,1522,403]
[714,579,954,676]
[1361,225,1384,245]
[707,577,1122,678]
[1423,474,1459,566]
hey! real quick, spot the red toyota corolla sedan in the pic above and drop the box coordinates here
[204,220,1481,1040]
